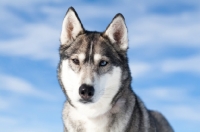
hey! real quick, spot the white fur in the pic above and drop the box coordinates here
[82,66,93,85]
[78,53,85,62]
[61,53,123,131]
[63,98,130,132]
[61,59,122,117]
[84,77,93,85]
[94,54,101,64]
[60,9,83,45]
[78,66,121,117]
[63,104,109,132]
[61,60,82,103]
[105,16,128,50]
[63,97,133,132]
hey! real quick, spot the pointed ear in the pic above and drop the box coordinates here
[60,7,84,45]
[104,14,128,51]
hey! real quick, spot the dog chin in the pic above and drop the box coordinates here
[75,100,112,118]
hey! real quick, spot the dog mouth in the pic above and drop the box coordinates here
[79,99,93,104]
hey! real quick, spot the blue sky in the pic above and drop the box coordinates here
[0,0,200,131]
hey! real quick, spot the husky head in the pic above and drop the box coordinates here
[58,7,131,118]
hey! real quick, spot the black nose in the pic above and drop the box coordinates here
[79,84,94,101]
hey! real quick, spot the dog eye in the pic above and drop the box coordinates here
[72,59,79,65]
[99,60,108,67]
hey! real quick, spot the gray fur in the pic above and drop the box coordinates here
[58,7,174,132]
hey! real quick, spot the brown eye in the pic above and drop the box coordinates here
[72,59,79,65]
[99,60,108,67]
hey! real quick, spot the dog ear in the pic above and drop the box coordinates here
[60,7,84,45]
[104,14,128,51]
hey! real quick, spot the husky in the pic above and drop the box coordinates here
[58,7,174,132]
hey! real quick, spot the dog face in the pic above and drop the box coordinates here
[58,7,129,117]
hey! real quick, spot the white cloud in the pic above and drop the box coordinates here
[134,86,200,122]
[129,12,200,49]
[0,0,50,6]
[0,0,61,63]
[129,62,152,77]
[0,116,17,125]
[166,105,200,122]
[0,74,63,132]
[0,74,54,99]
[0,116,62,132]
[0,97,9,110]
[135,87,187,102]
[0,75,36,94]
[130,54,200,78]
[0,24,60,62]
[161,55,200,73]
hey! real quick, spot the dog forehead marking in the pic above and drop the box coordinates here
[94,54,101,62]
[84,77,93,85]
[78,53,85,62]
[88,41,94,63]
[89,41,93,56]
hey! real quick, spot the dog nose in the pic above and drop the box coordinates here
[79,84,94,100]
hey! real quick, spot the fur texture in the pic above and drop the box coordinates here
[58,7,174,132]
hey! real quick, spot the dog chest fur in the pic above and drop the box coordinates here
[62,98,132,132]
